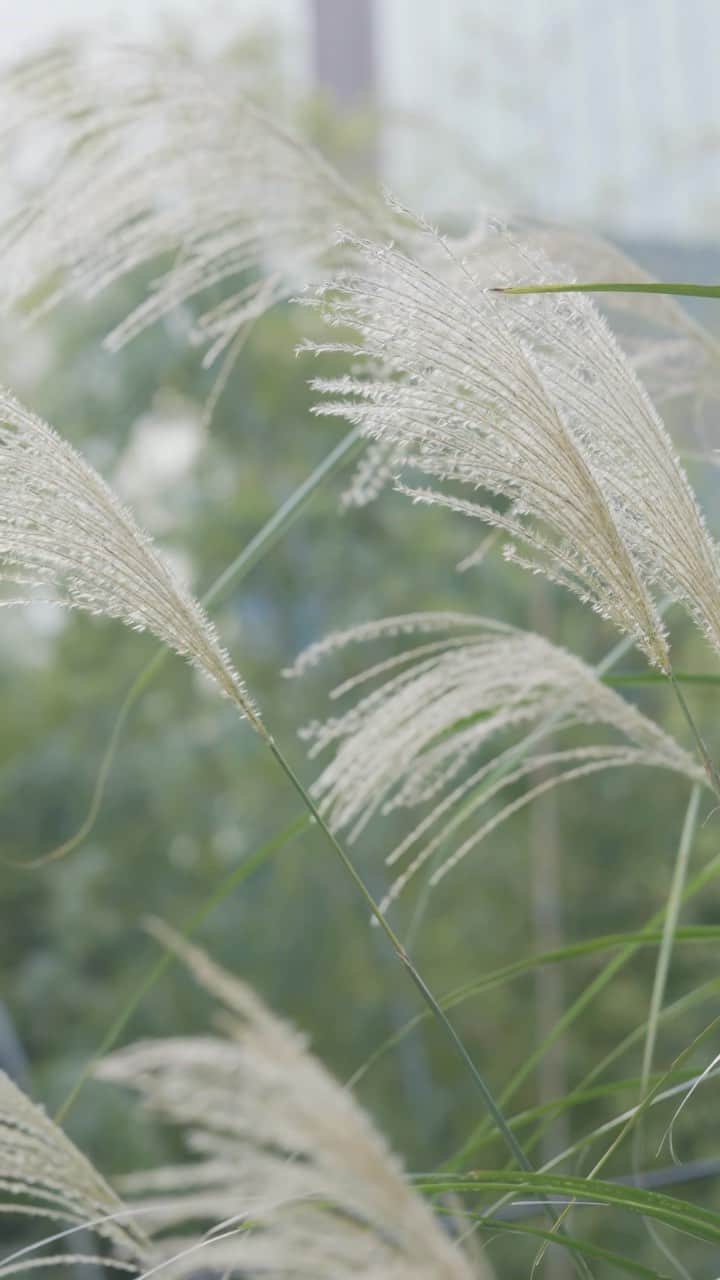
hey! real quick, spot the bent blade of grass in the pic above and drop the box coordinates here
[529,1016,720,1261]
[415,1166,720,1245]
[591,783,700,1278]
[347,923,720,1093]
[444,838,720,1171]
[659,1048,720,1165]
[533,834,704,1274]
[501,1058,720,1160]
[55,811,308,1123]
[515,978,720,1166]
[457,1022,720,1259]
[467,1216,670,1280]
[346,851,720,1168]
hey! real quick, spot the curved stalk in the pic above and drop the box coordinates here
[13,427,362,869]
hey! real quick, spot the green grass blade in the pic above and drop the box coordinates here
[55,812,308,1123]
[510,980,720,1163]
[470,1216,670,1279]
[495,282,720,299]
[19,427,362,869]
[605,672,720,688]
[639,786,702,1102]
[416,1171,720,1244]
[265,736,538,1182]
[201,427,363,609]
[348,921,720,1094]
[444,845,720,1170]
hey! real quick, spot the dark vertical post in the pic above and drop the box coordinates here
[310,0,378,175]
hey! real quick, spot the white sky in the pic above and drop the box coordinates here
[0,0,717,241]
[0,0,305,59]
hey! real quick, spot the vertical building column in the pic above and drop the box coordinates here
[310,0,378,175]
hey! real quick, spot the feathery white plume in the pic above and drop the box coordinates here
[0,1069,146,1275]
[289,614,703,909]
[97,924,480,1280]
[305,225,720,669]
[0,42,397,369]
[508,226,720,425]
[0,388,259,722]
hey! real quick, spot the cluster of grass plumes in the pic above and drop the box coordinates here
[0,387,260,724]
[3,33,720,1280]
[0,933,484,1278]
[303,226,720,673]
[0,41,407,372]
[289,613,704,910]
[85,927,481,1280]
[0,1070,146,1275]
[462,222,720,427]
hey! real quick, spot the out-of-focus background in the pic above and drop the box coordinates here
[2,0,720,240]
[1,2,720,1275]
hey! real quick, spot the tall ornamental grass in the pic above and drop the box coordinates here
[0,38,719,1280]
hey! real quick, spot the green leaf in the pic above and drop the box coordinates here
[495,281,720,299]
[417,1172,720,1245]
[471,1216,671,1279]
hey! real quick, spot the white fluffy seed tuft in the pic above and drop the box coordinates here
[0,1069,146,1274]
[96,924,480,1280]
[0,388,259,722]
[305,224,720,669]
[291,614,703,909]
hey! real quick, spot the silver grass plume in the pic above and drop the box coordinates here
[506,225,720,428]
[332,218,720,506]
[0,1069,146,1275]
[0,388,260,724]
[287,614,703,910]
[304,224,720,670]
[0,42,400,369]
[96,924,481,1280]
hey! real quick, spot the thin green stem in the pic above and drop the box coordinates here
[263,730,593,1276]
[263,734,533,1176]
[17,428,362,869]
[54,813,308,1124]
[201,427,363,609]
[534,789,702,1267]
[606,671,720,688]
[668,670,720,796]
[445,848,720,1171]
[638,785,702,1099]
[632,784,701,1277]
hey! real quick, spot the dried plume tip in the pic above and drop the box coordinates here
[305,224,720,670]
[0,388,260,725]
[291,614,704,910]
[97,923,480,1279]
[0,1069,146,1275]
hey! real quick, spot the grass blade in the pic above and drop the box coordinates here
[11,427,362,869]
[55,813,308,1122]
[494,282,720,299]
